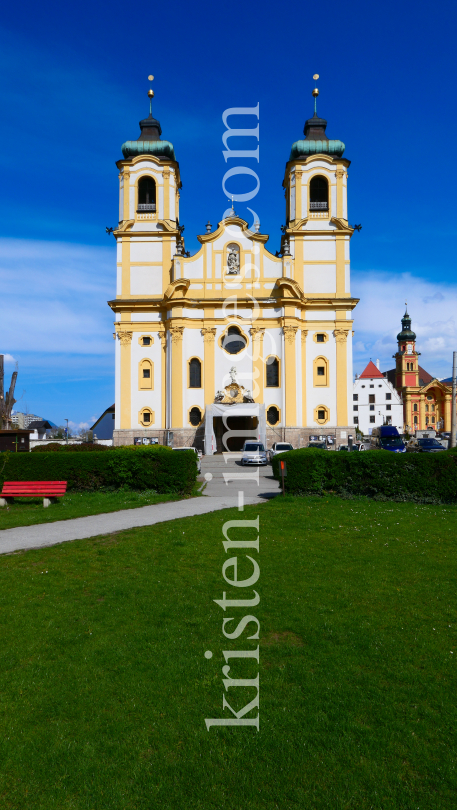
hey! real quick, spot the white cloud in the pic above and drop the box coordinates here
[0,238,115,360]
[2,353,16,364]
[352,270,457,379]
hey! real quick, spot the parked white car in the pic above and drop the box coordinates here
[172,447,202,473]
[267,442,293,463]
[241,441,268,466]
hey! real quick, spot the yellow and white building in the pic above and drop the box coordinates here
[109,91,359,451]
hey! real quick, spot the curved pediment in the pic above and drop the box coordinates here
[275,276,305,300]
[164,278,190,300]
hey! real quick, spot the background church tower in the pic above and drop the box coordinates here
[394,306,420,389]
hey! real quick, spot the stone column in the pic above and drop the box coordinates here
[123,169,130,221]
[301,329,308,425]
[117,330,133,429]
[334,328,350,426]
[295,170,303,221]
[250,327,265,403]
[444,394,451,432]
[158,328,167,428]
[163,168,170,220]
[335,166,344,219]
[283,326,298,426]
[201,327,217,407]
[419,396,426,431]
[170,326,184,428]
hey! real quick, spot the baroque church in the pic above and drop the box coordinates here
[385,309,456,433]
[109,83,359,451]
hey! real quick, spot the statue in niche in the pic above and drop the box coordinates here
[215,390,225,402]
[226,245,240,274]
[243,389,254,403]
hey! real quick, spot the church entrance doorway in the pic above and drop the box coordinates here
[213,415,258,453]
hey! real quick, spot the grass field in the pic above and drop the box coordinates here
[0,488,199,530]
[0,495,456,809]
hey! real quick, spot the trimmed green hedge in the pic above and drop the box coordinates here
[31,443,110,452]
[1,446,197,495]
[271,448,457,503]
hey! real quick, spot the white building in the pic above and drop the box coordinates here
[353,361,403,435]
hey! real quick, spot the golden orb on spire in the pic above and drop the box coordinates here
[148,74,154,81]
[313,73,319,80]
[312,73,319,98]
[148,88,154,98]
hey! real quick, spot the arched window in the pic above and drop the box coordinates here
[414,415,418,424]
[189,407,202,427]
[139,359,153,390]
[267,406,280,426]
[138,176,156,211]
[222,326,246,355]
[189,358,202,388]
[313,356,329,387]
[309,175,328,211]
[425,404,429,412]
[413,403,418,412]
[266,357,279,387]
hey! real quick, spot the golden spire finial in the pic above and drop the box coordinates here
[147,75,154,114]
[312,74,319,114]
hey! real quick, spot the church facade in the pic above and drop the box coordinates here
[109,87,359,451]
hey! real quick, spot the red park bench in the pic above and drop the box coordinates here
[0,481,67,508]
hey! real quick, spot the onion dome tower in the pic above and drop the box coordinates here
[121,79,176,161]
[394,305,420,389]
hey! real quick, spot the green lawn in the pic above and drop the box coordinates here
[0,495,456,809]
[0,488,200,530]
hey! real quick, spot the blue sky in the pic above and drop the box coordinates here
[1,0,456,427]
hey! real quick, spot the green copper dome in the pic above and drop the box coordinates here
[121,112,176,161]
[290,112,345,160]
[397,309,416,342]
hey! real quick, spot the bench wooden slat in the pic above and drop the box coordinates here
[1,481,67,497]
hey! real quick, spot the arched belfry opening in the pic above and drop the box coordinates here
[138,176,156,211]
[309,176,328,210]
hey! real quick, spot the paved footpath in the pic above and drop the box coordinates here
[0,456,279,555]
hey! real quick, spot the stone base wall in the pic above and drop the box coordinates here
[265,426,356,450]
[113,426,354,452]
[113,427,205,451]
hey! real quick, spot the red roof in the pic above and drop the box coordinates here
[359,361,384,379]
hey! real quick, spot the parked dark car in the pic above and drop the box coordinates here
[415,438,446,453]
[308,441,327,450]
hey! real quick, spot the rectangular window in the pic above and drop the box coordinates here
[143,413,151,423]
[353,405,358,411]
[369,395,375,403]
[370,384,374,388]
[354,416,359,424]
[353,394,358,401]
[370,415,375,423]
[386,393,391,400]
[318,409,326,420]
[142,337,151,346]
[317,367,325,376]
[316,334,325,342]
[370,405,375,411]
[143,369,150,378]
[386,404,391,411]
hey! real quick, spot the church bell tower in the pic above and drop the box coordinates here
[394,306,420,389]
